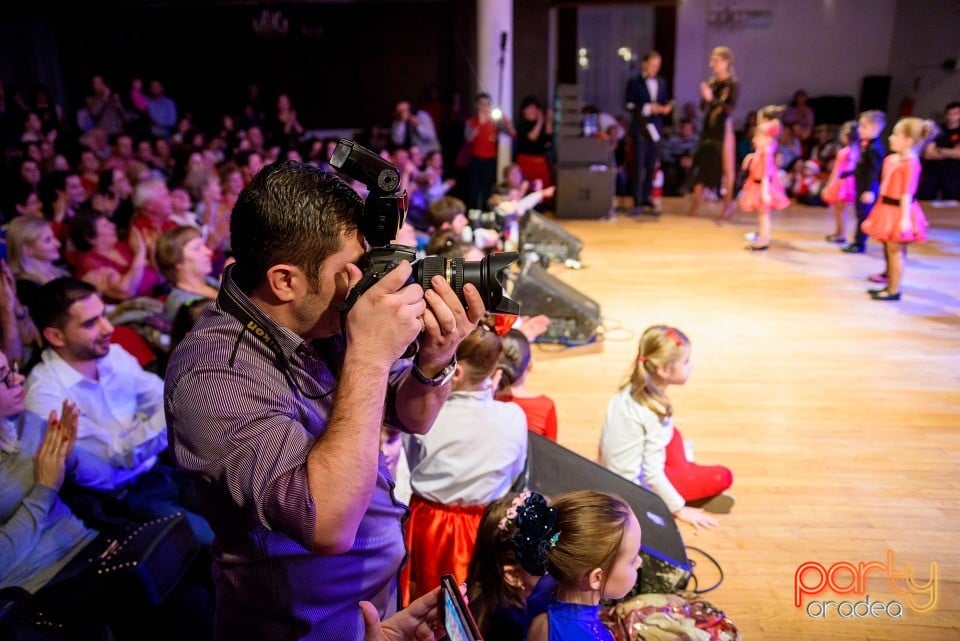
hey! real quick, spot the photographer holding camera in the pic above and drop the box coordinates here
[164,158,487,641]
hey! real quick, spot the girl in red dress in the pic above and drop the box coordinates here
[820,121,860,244]
[739,106,790,251]
[861,117,936,301]
[495,329,558,441]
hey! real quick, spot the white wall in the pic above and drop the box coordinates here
[887,0,960,121]
[674,0,899,127]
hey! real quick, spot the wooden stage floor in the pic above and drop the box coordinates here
[518,197,959,640]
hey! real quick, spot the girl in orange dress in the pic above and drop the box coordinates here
[739,106,790,251]
[820,121,860,243]
[861,117,936,301]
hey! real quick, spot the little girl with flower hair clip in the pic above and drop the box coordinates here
[466,491,558,640]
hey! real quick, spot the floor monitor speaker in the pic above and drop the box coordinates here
[524,433,692,593]
[511,261,600,345]
[520,211,584,265]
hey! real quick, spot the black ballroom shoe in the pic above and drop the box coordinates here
[841,243,865,254]
[870,290,901,301]
[744,244,769,251]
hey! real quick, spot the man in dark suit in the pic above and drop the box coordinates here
[625,50,673,215]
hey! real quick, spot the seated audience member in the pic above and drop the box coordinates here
[401,327,528,605]
[919,101,960,200]
[809,124,839,174]
[661,119,700,195]
[427,195,469,235]
[168,186,201,228]
[98,167,136,231]
[155,226,218,323]
[784,89,815,146]
[791,159,826,206]
[8,184,45,220]
[778,122,803,170]
[6,216,70,310]
[42,170,87,243]
[68,208,163,301]
[391,100,440,154]
[129,174,178,269]
[25,277,212,545]
[0,260,42,371]
[495,329,558,441]
[0,349,213,641]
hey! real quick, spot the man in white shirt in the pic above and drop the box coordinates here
[25,277,211,544]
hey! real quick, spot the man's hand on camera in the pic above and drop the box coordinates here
[417,276,485,376]
[344,261,427,371]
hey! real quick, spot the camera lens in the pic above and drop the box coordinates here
[411,252,520,315]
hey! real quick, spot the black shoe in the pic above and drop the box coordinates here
[870,290,901,301]
[640,200,657,209]
[841,243,865,253]
[866,287,887,295]
[744,244,769,251]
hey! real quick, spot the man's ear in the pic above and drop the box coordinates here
[501,564,527,591]
[451,363,466,384]
[587,567,604,592]
[42,326,66,349]
[264,264,301,303]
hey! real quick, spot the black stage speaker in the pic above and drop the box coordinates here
[511,261,600,345]
[860,75,891,113]
[520,211,584,264]
[554,166,616,219]
[808,95,857,125]
[524,433,692,593]
[553,137,613,165]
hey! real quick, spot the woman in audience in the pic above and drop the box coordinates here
[5,216,70,310]
[0,349,213,640]
[156,226,218,323]
[67,208,162,302]
[186,166,231,264]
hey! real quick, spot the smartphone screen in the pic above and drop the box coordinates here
[440,574,482,641]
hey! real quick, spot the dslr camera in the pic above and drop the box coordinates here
[330,140,519,350]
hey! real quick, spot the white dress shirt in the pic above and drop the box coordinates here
[25,345,167,485]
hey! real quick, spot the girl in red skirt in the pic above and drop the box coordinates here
[599,325,733,530]
[400,327,528,604]
[861,117,935,301]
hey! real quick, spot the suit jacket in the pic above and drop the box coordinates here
[625,74,670,139]
[855,137,884,194]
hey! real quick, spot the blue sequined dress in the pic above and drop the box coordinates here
[544,600,614,640]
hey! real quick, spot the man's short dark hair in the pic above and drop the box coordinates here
[229,160,363,292]
[945,101,960,113]
[30,277,99,334]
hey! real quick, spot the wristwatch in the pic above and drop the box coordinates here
[411,355,457,387]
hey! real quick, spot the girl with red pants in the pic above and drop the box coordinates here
[599,325,733,530]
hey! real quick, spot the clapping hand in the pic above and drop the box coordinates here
[34,401,80,492]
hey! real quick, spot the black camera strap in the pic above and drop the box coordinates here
[216,271,334,400]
